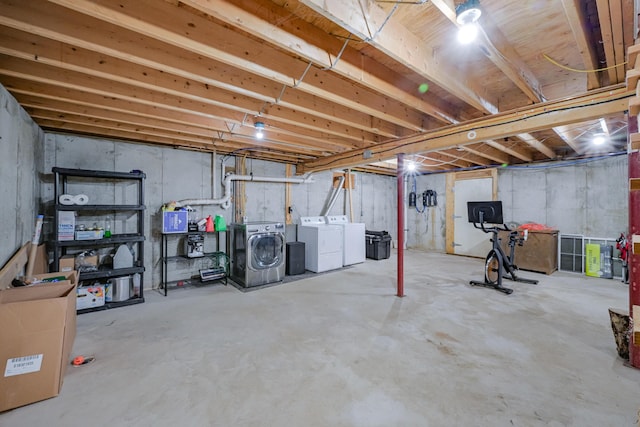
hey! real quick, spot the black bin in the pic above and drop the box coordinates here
[286,241,305,275]
[365,230,391,260]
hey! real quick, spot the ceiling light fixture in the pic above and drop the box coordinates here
[456,0,482,44]
[592,134,606,146]
[254,121,265,140]
[406,161,416,172]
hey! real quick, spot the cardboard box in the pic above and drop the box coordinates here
[59,255,75,272]
[57,211,75,241]
[33,271,79,289]
[162,211,188,234]
[75,230,103,240]
[0,281,77,412]
[76,285,105,310]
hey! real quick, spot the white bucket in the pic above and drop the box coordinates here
[111,276,131,302]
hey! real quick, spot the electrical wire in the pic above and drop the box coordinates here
[543,54,627,73]
[321,35,352,71]
[357,0,399,42]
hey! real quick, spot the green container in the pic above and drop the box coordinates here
[214,215,227,231]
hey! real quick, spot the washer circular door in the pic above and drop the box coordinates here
[248,233,284,271]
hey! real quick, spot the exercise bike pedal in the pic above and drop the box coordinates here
[469,280,513,295]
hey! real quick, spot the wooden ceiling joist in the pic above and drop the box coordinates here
[484,140,532,162]
[560,0,601,89]
[431,0,545,103]
[299,86,632,173]
[0,0,632,170]
[515,133,556,159]
[459,144,508,165]
[180,0,459,124]
[300,0,500,113]
[44,0,429,133]
[0,55,379,146]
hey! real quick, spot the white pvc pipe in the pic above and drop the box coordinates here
[177,173,314,209]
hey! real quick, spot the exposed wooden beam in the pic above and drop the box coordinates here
[437,149,489,166]
[299,86,632,172]
[516,133,556,159]
[7,81,358,151]
[596,0,619,84]
[0,26,405,139]
[608,0,626,83]
[0,55,376,145]
[22,103,329,154]
[180,0,458,124]
[460,145,508,165]
[43,0,428,132]
[560,0,600,89]
[621,0,634,54]
[430,2,579,156]
[300,0,499,113]
[431,0,545,103]
[421,152,472,169]
[485,140,533,162]
[38,120,308,163]
[552,125,584,154]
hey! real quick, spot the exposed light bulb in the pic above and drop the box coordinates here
[458,23,478,44]
[456,1,482,25]
[254,121,265,140]
[592,135,605,146]
[406,161,416,171]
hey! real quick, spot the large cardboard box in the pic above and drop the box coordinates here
[0,280,77,412]
[0,243,49,290]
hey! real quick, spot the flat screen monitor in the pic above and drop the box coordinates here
[467,201,503,224]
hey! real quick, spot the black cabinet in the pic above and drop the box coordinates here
[51,167,146,313]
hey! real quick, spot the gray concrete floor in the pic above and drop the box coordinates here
[2,250,639,426]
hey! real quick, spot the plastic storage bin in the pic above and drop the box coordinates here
[365,230,391,260]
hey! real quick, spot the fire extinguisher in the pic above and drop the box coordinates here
[616,233,631,284]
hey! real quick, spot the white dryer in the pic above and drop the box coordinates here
[325,215,365,266]
[297,216,343,273]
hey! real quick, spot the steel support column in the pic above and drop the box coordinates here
[629,115,640,368]
[397,153,405,297]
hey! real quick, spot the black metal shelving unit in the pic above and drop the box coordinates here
[51,167,146,313]
[160,231,227,296]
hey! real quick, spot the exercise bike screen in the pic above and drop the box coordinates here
[467,201,503,224]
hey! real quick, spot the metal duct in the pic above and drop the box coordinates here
[320,175,345,216]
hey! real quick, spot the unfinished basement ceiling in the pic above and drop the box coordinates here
[0,0,634,175]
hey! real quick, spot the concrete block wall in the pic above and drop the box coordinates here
[0,84,44,268]
[290,170,396,234]
[42,134,397,289]
[405,173,447,250]
[499,155,628,238]
[410,155,629,252]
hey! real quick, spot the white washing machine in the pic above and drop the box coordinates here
[325,215,365,266]
[297,216,343,273]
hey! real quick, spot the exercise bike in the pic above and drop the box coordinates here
[467,201,539,295]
